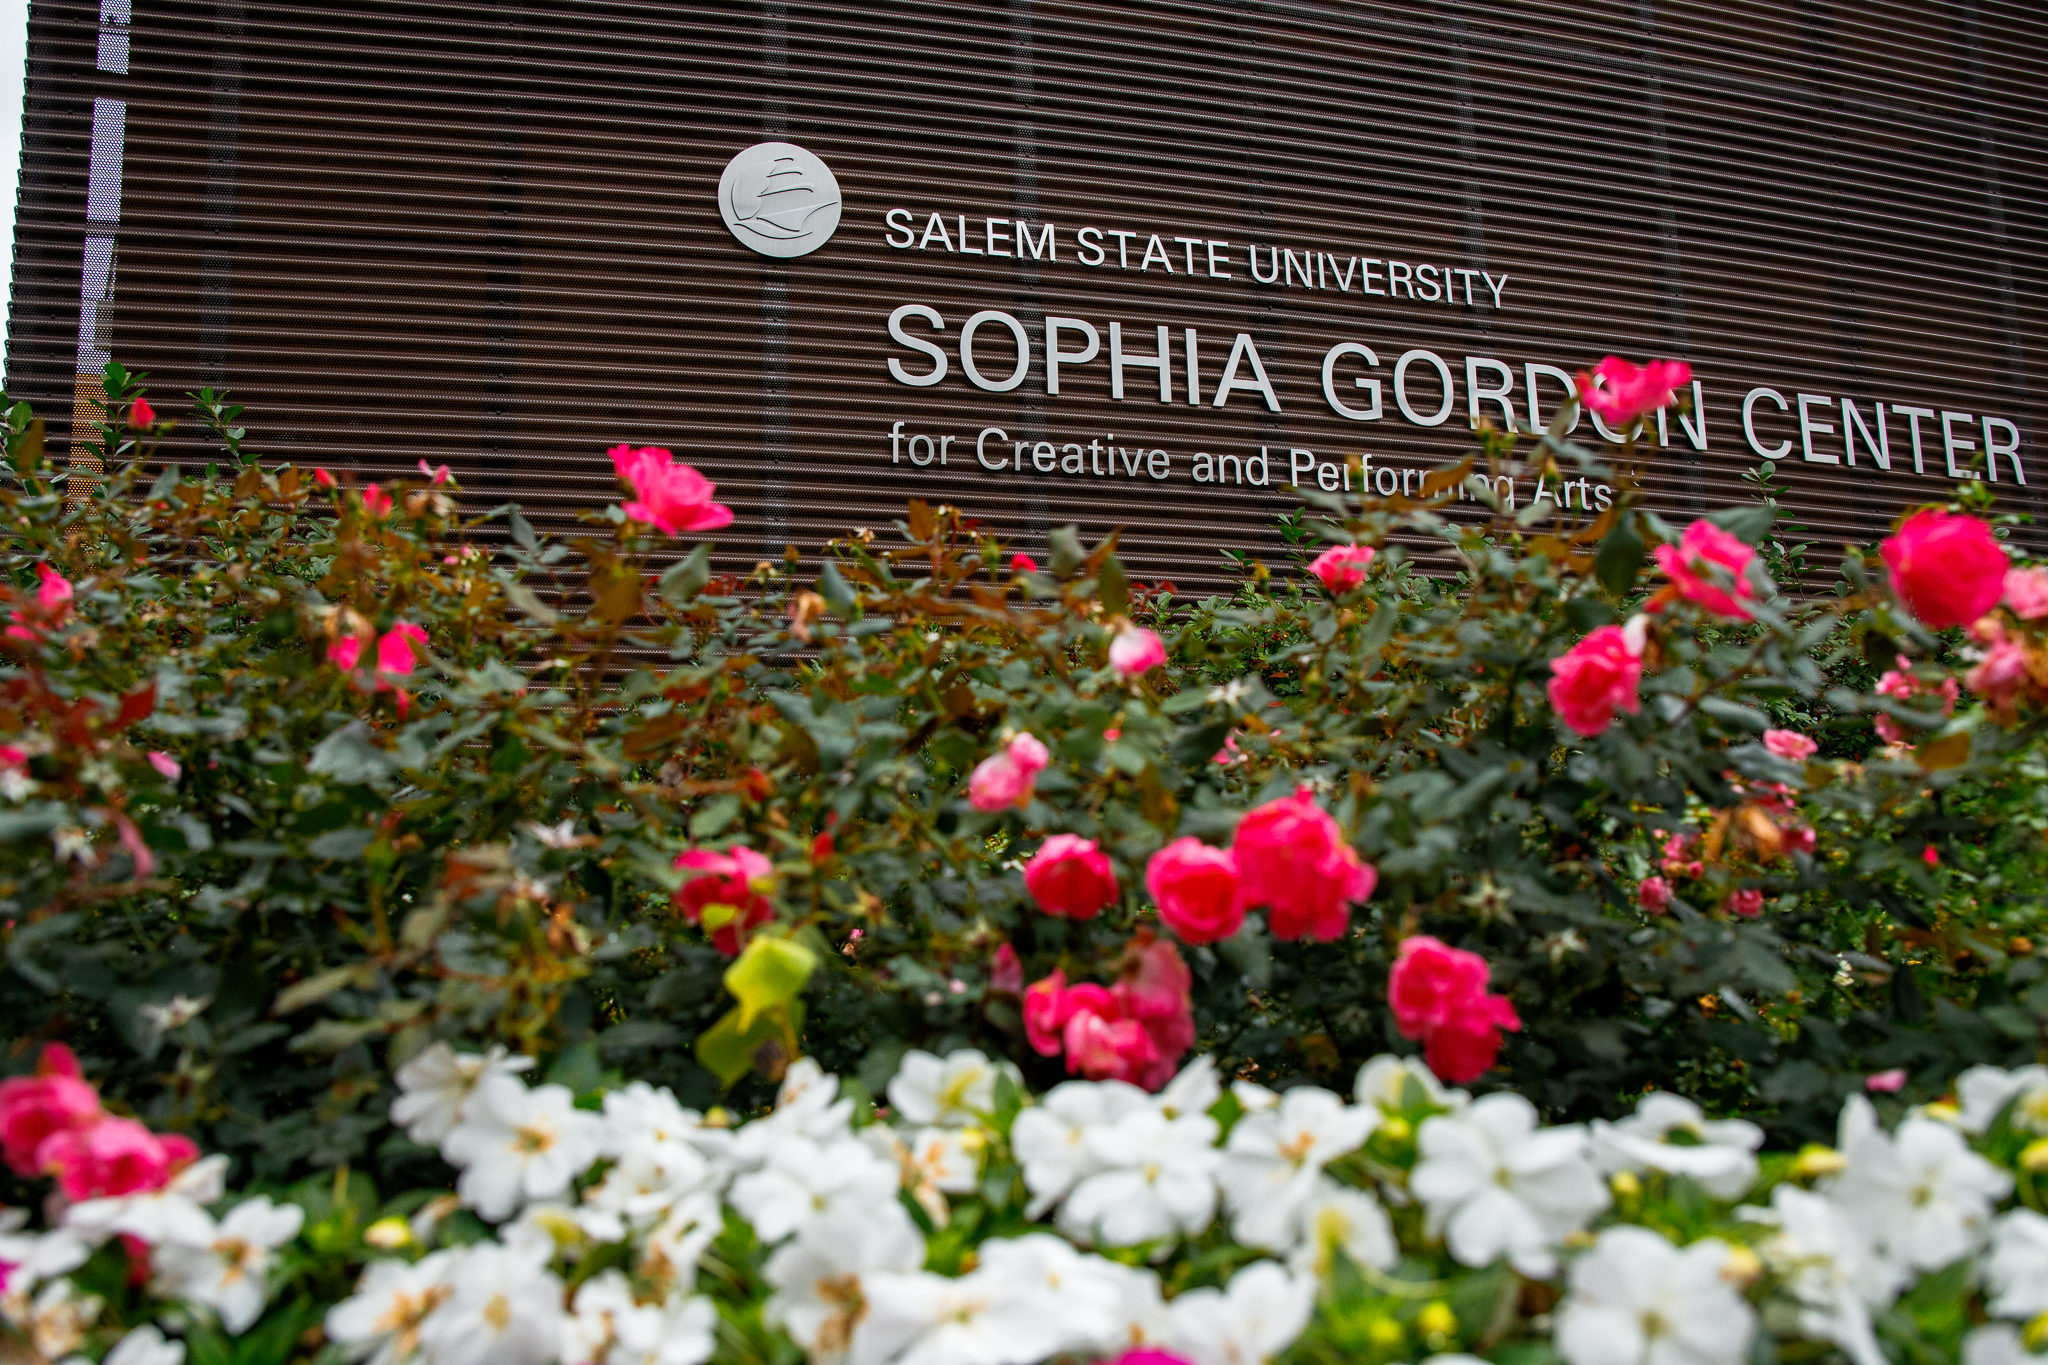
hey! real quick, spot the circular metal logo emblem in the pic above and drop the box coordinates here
[717,142,842,258]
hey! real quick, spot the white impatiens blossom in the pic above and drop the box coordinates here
[1010,1079,1153,1217]
[763,1204,927,1365]
[562,1269,714,1365]
[441,1075,606,1221]
[1554,1226,1755,1365]
[1956,1064,2048,1135]
[4,1280,101,1360]
[729,1059,856,1170]
[638,1194,724,1291]
[325,1251,459,1365]
[1058,1106,1222,1248]
[1288,1182,1397,1281]
[1965,1325,2048,1365]
[1411,1094,1609,1279]
[416,1243,564,1365]
[1155,1056,1221,1120]
[391,1043,536,1146]
[1355,1054,1467,1114]
[104,1323,187,1365]
[1828,1096,2012,1272]
[600,1082,733,1172]
[1216,1086,1376,1249]
[151,1196,306,1333]
[1591,1092,1763,1199]
[863,1125,980,1225]
[1984,1208,2048,1320]
[0,1211,89,1290]
[972,1235,1136,1357]
[887,1049,999,1127]
[862,1264,1070,1365]
[1164,1260,1316,1365]
[577,1137,717,1242]
[1744,1185,1903,1365]
[728,1134,900,1243]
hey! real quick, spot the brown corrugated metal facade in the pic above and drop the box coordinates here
[5,0,2044,585]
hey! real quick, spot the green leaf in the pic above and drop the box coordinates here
[1698,696,1770,732]
[271,965,364,1016]
[658,544,712,607]
[818,560,857,617]
[1049,524,1085,578]
[1099,555,1129,617]
[1706,504,1775,544]
[507,505,538,550]
[1594,517,1645,595]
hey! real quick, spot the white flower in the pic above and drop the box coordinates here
[1164,1261,1315,1365]
[104,1324,186,1365]
[416,1243,564,1365]
[151,1196,305,1334]
[888,1050,999,1127]
[563,1270,713,1365]
[1590,1093,1763,1199]
[728,1135,900,1243]
[577,1139,716,1241]
[1091,1258,1173,1354]
[1985,1208,2048,1320]
[864,1126,979,1225]
[729,1059,855,1169]
[972,1235,1132,1356]
[1288,1182,1397,1281]
[637,1193,723,1291]
[1058,1108,1222,1248]
[391,1044,535,1146]
[1010,1079,1153,1217]
[325,1252,458,1365]
[1827,1097,2012,1272]
[1744,1185,1903,1365]
[5,1279,100,1359]
[1156,1057,1221,1119]
[138,994,211,1035]
[1966,1325,2048,1365]
[0,767,32,801]
[1554,1226,1755,1365]
[1230,1080,1278,1114]
[64,1155,228,1248]
[0,1217,89,1289]
[600,1082,732,1172]
[861,1262,1070,1365]
[1957,1064,2048,1135]
[1217,1086,1376,1249]
[1410,1094,1609,1279]
[764,1204,926,1364]
[1354,1054,1466,1113]
[441,1075,605,1221]
[502,1203,590,1263]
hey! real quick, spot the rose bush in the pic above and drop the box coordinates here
[4,355,2048,1362]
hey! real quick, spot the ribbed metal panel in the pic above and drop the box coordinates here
[7,0,2044,587]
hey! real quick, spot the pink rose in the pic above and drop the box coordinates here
[376,622,427,680]
[33,564,71,612]
[1783,825,1817,856]
[38,1118,192,1201]
[1023,835,1119,919]
[1967,633,2031,711]
[1232,788,1375,941]
[360,486,393,518]
[1546,625,1644,737]
[1109,624,1167,678]
[989,943,1024,996]
[1578,357,1693,426]
[1023,970,1069,1055]
[1212,735,1244,766]
[1637,876,1672,913]
[328,632,368,671]
[1387,936,1522,1084]
[1726,889,1764,918]
[1762,729,1818,762]
[1145,838,1243,945]
[671,844,776,955]
[1654,521,1757,620]
[1114,933,1195,1087]
[1865,1068,1907,1093]
[146,752,180,781]
[1023,936,1195,1090]
[312,468,335,489]
[1308,544,1375,594]
[967,733,1049,812]
[2003,566,2048,620]
[416,460,452,485]
[1873,659,1960,745]
[0,1045,100,1175]
[1881,509,2007,632]
[1923,845,1941,868]
[0,746,25,769]
[1011,553,1038,574]
[609,445,734,536]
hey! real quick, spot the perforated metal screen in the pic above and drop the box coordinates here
[6,0,2044,586]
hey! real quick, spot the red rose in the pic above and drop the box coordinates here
[1145,837,1242,945]
[1881,509,2007,631]
[1023,835,1119,919]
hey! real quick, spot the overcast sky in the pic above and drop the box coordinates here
[1,0,29,366]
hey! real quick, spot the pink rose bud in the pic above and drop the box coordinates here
[128,397,156,428]
[1636,876,1672,913]
[1923,845,1940,868]
[609,444,734,536]
[1763,729,1818,761]
[1308,543,1375,594]
[1726,888,1765,918]
[1232,787,1375,941]
[1145,838,1243,945]
[1387,935,1522,1084]
[146,752,180,781]
[1011,553,1038,574]
[34,563,72,612]
[1865,1068,1907,1093]
[1546,625,1645,737]
[313,468,336,488]
[376,622,428,679]
[2002,566,2048,620]
[1023,970,1070,1055]
[1654,520,1758,621]
[417,460,452,485]
[1577,356,1693,426]
[1108,623,1167,678]
[1023,834,1119,920]
[360,486,393,518]
[990,943,1024,996]
[1881,508,2008,632]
